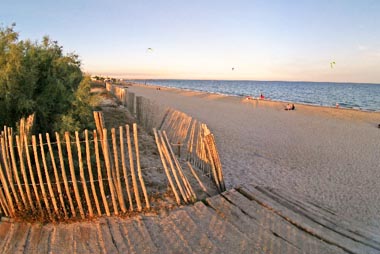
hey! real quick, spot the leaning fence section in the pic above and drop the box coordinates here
[108,83,226,193]
[159,109,226,193]
[0,124,149,221]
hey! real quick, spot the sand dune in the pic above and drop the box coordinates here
[128,83,380,230]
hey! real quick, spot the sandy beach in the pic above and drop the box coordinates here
[127,83,380,230]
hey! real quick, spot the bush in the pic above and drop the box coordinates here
[0,24,95,135]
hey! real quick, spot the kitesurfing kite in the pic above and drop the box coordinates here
[330,61,336,68]
[146,48,153,53]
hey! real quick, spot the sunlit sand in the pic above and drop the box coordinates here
[128,83,380,230]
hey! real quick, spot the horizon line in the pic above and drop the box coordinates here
[120,78,380,86]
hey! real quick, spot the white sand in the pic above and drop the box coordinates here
[127,84,380,230]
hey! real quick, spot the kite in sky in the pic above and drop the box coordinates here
[146,48,153,52]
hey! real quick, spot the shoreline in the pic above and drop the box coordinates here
[128,80,380,112]
[128,82,380,125]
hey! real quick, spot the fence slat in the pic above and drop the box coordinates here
[158,108,171,130]
[0,156,15,216]
[167,130,196,201]
[76,131,93,217]
[3,128,12,178]
[133,124,150,209]
[159,131,187,203]
[204,134,221,192]
[65,132,85,219]
[56,132,76,217]
[93,112,105,144]
[209,134,225,191]
[119,126,133,211]
[197,125,202,168]
[102,129,119,215]
[163,131,196,201]
[32,135,52,217]
[1,136,21,209]
[126,125,141,211]
[111,128,126,213]
[39,134,59,218]
[181,115,192,145]
[153,128,181,205]
[187,162,210,196]
[187,120,197,161]
[0,187,10,216]
[46,133,68,219]
[24,136,42,212]
[15,135,34,210]
[94,130,110,216]
[85,130,101,216]
[8,133,28,209]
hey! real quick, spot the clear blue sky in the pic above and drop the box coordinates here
[1,0,380,83]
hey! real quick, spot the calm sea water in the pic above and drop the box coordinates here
[130,80,380,112]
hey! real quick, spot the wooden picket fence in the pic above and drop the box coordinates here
[0,124,150,220]
[108,83,226,193]
[159,109,226,193]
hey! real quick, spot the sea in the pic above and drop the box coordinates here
[129,80,380,112]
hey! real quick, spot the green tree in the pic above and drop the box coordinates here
[55,75,97,134]
[0,24,95,135]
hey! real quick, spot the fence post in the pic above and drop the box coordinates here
[123,88,128,106]
[136,96,143,124]
[128,92,135,116]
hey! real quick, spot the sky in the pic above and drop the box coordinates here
[1,0,380,83]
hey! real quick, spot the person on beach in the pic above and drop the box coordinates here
[260,93,265,100]
[285,103,295,110]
